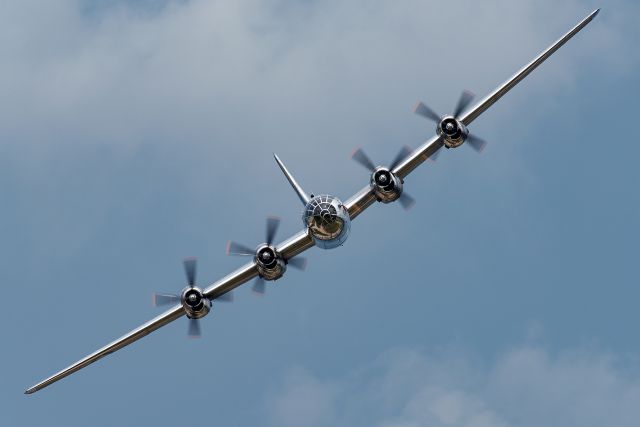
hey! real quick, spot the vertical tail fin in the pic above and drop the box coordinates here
[273,154,310,205]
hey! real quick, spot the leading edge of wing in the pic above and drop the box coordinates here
[26,237,307,394]
[25,305,185,394]
[203,230,313,300]
[392,9,599,180]
[460,8,599,127]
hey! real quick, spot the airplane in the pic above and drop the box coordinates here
[25,9,600,394]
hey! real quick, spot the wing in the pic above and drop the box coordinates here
[204,229,313,299]
[25,305,184,394]
[25,9,598,395]
[345,184,378,220]
[391,9,599,180]
[27,228,314,395]
[26,229,314,394]
[26,262,260,394]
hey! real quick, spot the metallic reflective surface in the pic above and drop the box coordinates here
[277,229,314,260]
[460,9,599,126]
[204,262,258,300]
[25,10,599,395]
[254,244,287,280]
[370,166,403,203]
[437,115,469,149]
[181,286,211,319]
[24,305,185,394]
[274,153,310,205]
[303,194,351,249]
[394,9,599,179]
[345,185,377,220]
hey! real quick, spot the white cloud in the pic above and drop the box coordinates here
[0,0,632,153]
[3,0,631,262]
[266,345,640,427]
[0,0,633,202]
[266,366,339,427]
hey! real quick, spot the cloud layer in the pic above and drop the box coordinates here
[267,344,640,427]
[3,2,639,426]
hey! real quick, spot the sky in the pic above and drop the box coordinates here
[2,0,639,425]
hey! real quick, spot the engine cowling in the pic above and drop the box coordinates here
[180,286,211,319]
[254,244,287,280]
[370,166,403,204]
[437,116,469,149]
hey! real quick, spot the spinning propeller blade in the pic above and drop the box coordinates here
[351,147,376,172]
[152,257,226,338]
[183,257,196,287]
[226,241,255,256]
[287,257,307,270]
[399,192,416,211]
[415,90,486,153]
[413,101,441,123]
[389,146,412,171]
[188,319,201,338]
[252,277,266,295]
[265,216,280,246]
[466,134,487,152]
[227,215,308,296]
[152,293,180,307]
[453,90,475,118]
[351,145,418,210]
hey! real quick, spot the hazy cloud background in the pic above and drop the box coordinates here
[1,0,638,425]
[268,343,640,427]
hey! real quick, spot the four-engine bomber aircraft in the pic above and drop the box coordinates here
[25,9,600,394]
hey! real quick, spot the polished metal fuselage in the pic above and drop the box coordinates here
[303,194,351,249]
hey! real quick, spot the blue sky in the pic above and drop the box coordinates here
[2,0,639,425]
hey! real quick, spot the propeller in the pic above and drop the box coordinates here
[152,257,231,338]
[351,146,416,210]
[252,277,266,295]
[227,216,307,295]
[413,90,487,153]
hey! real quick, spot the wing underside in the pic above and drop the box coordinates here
[25,305,185,394]
[392,9,599,180]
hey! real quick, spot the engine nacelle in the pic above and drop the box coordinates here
[302,194,351,250]
[370,166,403,204]
[438,116,469,149]
[180,286,211,319]
[254,244,287,280]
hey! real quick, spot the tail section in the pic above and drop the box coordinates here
[273,154,310,205]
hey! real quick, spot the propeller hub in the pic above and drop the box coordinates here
[255,245,286,281]
[180,286,210,319]
[440,117,459,136]
[369,166,404,204]
[256,245,281,273]
[183,288,203,308]
[373,169,396,191]
[438,116,468,149]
